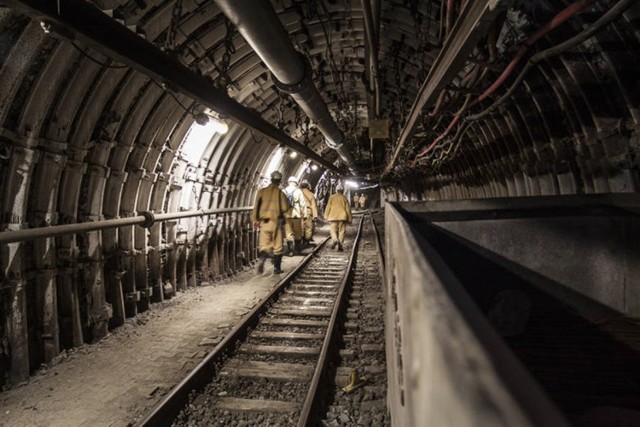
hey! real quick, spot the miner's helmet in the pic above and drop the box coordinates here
[336,183,344,192]
[288,176,299,184]
[300,180,310,189]
[271,171,283,181]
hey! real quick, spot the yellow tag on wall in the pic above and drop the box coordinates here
[368,119,389,139]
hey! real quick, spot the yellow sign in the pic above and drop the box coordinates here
[368,119,389,139]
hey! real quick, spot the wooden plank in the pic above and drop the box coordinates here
[291,282,338,291]
[280,296,334,304]
[220,360,313,382]
[295,278,342,283]
[240,344,320,356]
[276,304,330,311]
[215,397,300,413]
[252,331,325,340]
[362,344,385,353]
[272,308,332,317]
[285,289,336,296]
[261,318,328,327]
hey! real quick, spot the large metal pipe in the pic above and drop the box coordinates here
[0,207,252,244]
[214,0,356,170]
[4,0,340,173]
[361,0,380,118]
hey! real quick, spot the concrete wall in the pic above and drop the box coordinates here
[397,194,640,316]
[384,204,567,427]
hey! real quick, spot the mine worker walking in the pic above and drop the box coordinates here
[300,179,318,248]
[352,193,360,209]
[359,193,367,210]
[283,176,307,256]
[324,183,352,251]
[252,171,289,274]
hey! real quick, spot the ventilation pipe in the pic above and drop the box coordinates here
[214,0,356,171]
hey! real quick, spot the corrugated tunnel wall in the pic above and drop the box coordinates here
[0,0,639,387]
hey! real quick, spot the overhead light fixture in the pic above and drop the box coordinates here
[210,117,229,135]
[345,180,359,189]
[194,110,229,135]
[40,21,51,34]
[311,164,318,171]
[290,151,298,159]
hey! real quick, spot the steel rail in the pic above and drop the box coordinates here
[136,236,330,427]
[4,0,340,173]
[0,207,253,244]
[382,0,506,177]
[298,215,366,426]
[369,210,386,274]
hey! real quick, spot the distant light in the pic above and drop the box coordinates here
[40,21,51,34]
[210,117,229,135]
[345,180,359,189]
[180,120,218,163]
[196,110,229,135]
[290,150,298,159]
[311,164,318,171]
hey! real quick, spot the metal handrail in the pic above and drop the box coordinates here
[0,207,253,244]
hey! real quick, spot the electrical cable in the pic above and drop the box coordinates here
[70,42,129,69]
[415,0,601,162]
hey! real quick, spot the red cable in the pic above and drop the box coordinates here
[478,0,594,102]
[415,0,595,161]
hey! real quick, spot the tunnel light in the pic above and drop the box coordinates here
[345,180,359,189]
[40,21,51,34]
[210,117,229,135]
[290,150,298,159]
[194,112,229,135]
[180,120,218,164]
[311,164,318,171]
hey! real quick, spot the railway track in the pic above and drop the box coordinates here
[136,213,388,426]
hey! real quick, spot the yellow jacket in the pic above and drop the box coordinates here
[252,183,289,222]
[301,188,318,219]
[324,193,352,223]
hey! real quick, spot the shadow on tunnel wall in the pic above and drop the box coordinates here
[410,217,640,425]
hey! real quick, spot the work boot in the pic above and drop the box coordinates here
[274,255,283,274]
[295,240,303,254]
[301,238,308,249]
[256,251,266,274]
[287,241,295,257]
[331,241,338,250]
[338,242,344,252]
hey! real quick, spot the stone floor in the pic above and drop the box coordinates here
[0,236,324,427]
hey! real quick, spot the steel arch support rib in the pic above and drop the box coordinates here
[3,0,339,173]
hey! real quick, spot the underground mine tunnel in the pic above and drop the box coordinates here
[1,0,640,425]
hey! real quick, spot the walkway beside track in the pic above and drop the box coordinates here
[0,254,315,427]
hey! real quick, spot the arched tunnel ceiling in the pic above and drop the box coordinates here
[0,0,638,214]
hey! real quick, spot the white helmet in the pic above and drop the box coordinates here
[336,183,344,191]
[271,171,283,181]
[288,176,298,184]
